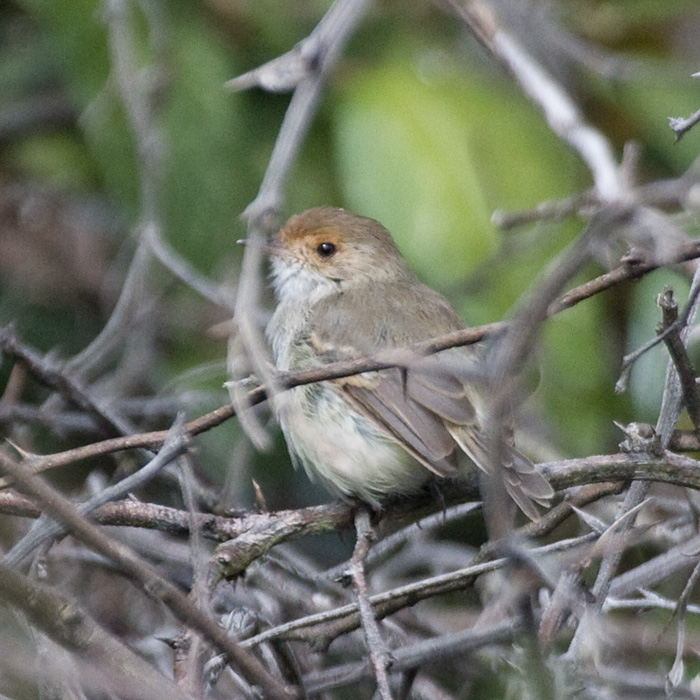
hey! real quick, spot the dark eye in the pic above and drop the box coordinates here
[316,242,336,258]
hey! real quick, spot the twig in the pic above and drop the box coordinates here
[0,562,194,700]
[0,474,623,561]
[243,532,598,649]
[495,173,700,231]
[615,322,680,394]
[492,189,597,229]
[668,559,700,691]
[485,206,631,536]
[441,0,621,200]
[63,0,164,381]
[143,222,234,312]
[0,393,216,436]
[658,287,700,432]
[350,509,393,700]
[0,451,295,700]
[550,237,700,315]
[610,535,700,598]
[173,456,215,696]
[669,106,700,142]
[605,590,700,616]
[568,252,700,664]
[324,483,619,585]
[359,502,481,572]
[656,265,700,448]
[0,325,136,438]
[231,0,371,450]
[302,617,519,695]
[3,417,189,567]
[227,0,369,94]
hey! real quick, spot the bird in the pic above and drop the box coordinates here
[262,206,553,518]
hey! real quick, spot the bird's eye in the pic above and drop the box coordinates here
[316,242,336,258]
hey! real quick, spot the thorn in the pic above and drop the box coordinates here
[252,479,268,512]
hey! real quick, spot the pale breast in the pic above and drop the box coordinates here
[275,382,428,505]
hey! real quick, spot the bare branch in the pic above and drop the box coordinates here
[657,287,700,432]
[231,0,371,450]
[0,451,295,700]
[350,509,394,700]
[3,417,189,567]
[669,106,700,142]
[0,562,193,700]
[440,0,621,199]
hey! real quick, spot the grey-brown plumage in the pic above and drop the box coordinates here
[265,206,553,518]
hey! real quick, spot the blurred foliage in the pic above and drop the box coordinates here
[1,0,700,490]
[4,2,700,698]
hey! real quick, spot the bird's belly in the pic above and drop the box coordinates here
[275,383,428,505]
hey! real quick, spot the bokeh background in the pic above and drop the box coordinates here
[4,1,700,698]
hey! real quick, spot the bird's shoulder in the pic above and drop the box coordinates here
[310,279,465,354]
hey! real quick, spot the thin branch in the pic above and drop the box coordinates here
[441,0,621,200]
[0,562,194,700]
[0,325,137,438]
[658,287,700,432]
[610,535,700,598]
[669,106,700,142]
[668,559,700,691]
[231,0,371,450]
[227,0,369,94]
[3,417,189,567]
[494,173,700,231]
[0,476,620,555]
[568,261,700,664]
[173,456,215,697]
[64,0,165,380]
[656,263,700,447]
[492,189,597,229]
[243,533,597,649]
[0,451,295,700]
[605,590,700,616]
[143,222,235,312]
[484,206,631,536]
[350,509,394,700]
[549,236,700,316]
[615,322,680,394]
[303,617,519,695]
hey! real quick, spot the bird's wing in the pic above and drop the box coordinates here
[446,422,553,520]
[310,287,553,517]
[330,349,553,518]
[334,364,463,478]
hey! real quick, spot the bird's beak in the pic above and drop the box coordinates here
[236,237,284,257]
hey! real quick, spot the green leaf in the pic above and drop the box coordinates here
[333,55,577,288]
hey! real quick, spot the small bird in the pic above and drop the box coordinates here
[263,207,553,518]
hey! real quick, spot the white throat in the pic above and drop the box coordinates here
[271,257,340,306]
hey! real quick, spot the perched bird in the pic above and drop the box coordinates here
[263,207,552,518]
